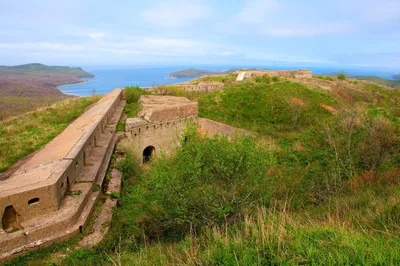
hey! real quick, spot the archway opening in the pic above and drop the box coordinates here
[2,206,20,233]
[143,146,155,163]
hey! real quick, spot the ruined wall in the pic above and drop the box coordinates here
[154,82,224,93]
[0,89,123,229]
[237,70,312,81]
[126,116,197,163]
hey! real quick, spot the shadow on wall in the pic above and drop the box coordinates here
[143,146,155,164]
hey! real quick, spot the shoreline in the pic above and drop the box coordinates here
[57,79,90,88]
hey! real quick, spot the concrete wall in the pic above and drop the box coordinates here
[154,83,224,93]
[237,70,312,81]
[0,89,123,230]
[126,116,197,163]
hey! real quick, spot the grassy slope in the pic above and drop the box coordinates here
[0,95,101,173]
[0,63,95,117]
[6,79,400,265]
[354,76,400,88]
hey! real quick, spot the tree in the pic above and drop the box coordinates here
[337,73,346,80]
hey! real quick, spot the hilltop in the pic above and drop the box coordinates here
[168,68,238,78]
[0,63,94,118]
[323,71,400,88]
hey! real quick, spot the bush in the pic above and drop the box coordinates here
[128,124,276,239]
[272,76,280,82]
[254,74,271,84]
[337,73,346,80]
[125,86,147,104]
[315,75,334,81]
[116,155,140,179]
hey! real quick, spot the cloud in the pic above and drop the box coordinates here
[236,0,280,24]
[141,2,212,28]
[264,22,354,37]
[0,42,85,51]
[89,32,105,40]
[230,0,357,37]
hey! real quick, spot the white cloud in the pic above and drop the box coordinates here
[264,22,354,37]
[141,2,212,28]
[230,0,356,37]
[89,32,105,40]
[0,42,85,51]
[236,0,280,24]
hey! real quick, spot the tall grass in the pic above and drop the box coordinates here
[0,96,100,173]
[5,78,400,265]
[120,207,400,265]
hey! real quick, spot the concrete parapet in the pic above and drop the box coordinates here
[236,69,312,81]
[0,89,124,262]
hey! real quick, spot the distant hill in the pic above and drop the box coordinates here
[393,74,400,80]
[352,76,400,88]
[324,71,400,88]
[0,63,95,118]
[168,68,239,79]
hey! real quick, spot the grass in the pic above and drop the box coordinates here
[314,75,334,81]
[119,208,400,265]
[0,95,101,173]
[116,86,149,132]
[189,73,238,84]
[5,76,400,265]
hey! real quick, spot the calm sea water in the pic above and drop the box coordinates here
[57,66,397,96]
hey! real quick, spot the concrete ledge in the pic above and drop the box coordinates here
[0,89,125,262]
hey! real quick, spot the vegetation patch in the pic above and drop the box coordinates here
[0,95,100,173]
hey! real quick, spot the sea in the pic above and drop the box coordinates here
[57,65,398,96]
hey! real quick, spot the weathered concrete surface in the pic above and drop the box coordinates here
[126,95,198,163]
[79,169,121,248]
[236,69,312,81]
[198,118,253,139]
[0,89,124,262]
[137,95,198,123]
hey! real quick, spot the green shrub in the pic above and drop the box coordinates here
[315,75,334,81]
[337,73,346,80]
[125,86,146,104]
[272,76,280,82]
[254,74,271,84]
[127,125,276,240]
[116,155,139,179]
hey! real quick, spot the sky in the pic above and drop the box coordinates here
[1,0,400,70]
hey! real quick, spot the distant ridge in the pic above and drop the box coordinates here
[168,68,239,79]
[0,63,95,118]
[0,63,94,78]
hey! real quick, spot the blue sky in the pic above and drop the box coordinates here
[1,0,399,70]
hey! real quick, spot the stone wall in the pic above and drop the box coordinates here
[0,89,123,230]
[236,69,312,81]
[153,82,224,93]
[126,116,197,163]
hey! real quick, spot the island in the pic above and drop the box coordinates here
[393,74,400,80]
[168,68,239,79]
[0,63,95,118]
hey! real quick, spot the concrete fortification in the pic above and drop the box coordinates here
[0,68,303,261]
[0,89,124,261]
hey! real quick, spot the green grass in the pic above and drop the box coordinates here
[0,95,101,173]
[189,73,238,84]
[199,79,337,136]
[5,77,400,265]
[315,75,334,81]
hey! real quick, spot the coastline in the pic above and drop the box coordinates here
[57,79,90,88]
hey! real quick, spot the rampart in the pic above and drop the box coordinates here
[153,82,224,93]
[125,95,198,163]
[236,69,312,81]
[0,89,124,261]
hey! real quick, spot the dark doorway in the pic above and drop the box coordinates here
[2,206,20,233]
[143,146,155,163]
